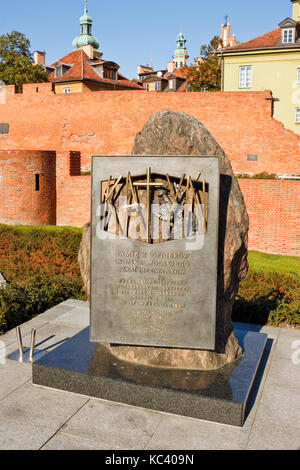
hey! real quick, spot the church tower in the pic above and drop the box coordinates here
[72,1,101,57]
[221,15,237,48]
[291,0,300,21]
[173,30,189,69]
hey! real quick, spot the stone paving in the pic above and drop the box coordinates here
[0,300,299,450]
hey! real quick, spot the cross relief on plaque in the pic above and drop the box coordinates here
[100,167,208,244]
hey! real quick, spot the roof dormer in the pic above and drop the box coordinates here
[278,18,298,44]
[53,62,72,78]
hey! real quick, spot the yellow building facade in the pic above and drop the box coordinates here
[220,0,300,135]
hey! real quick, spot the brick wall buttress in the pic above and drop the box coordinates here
[0,150,56,225]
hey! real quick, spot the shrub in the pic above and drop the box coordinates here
[233,270,300,328]
[0,225,87,334]
[0,274,86,334]
[0,224,83,285]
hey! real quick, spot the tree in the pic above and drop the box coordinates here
[0,31,48,90]
[183,36,223,92]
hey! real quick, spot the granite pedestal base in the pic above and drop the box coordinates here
[32,328,267,427]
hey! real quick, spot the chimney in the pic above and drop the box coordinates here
[82,44,94,59]
[34,51,46,66]
[168,61,175,73]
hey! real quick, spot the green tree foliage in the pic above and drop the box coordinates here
[183,36,223,92]
[0,31,48,90]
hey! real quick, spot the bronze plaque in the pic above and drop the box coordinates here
[90,156,219,350]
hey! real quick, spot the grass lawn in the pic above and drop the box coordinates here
[248,251,300,278]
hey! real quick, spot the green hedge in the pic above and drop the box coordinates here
[0,225,299,333]
[0,274,86,334]
[0,225,86,334]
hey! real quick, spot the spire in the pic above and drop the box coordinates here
[173,29,189,67]
[73,0,100,51]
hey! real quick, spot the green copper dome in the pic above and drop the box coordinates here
[80,11,92,25]
[174,30,189,58]
[73,1,100,51]
[73,34,99,50]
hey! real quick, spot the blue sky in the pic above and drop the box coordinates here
[0,0,292,79]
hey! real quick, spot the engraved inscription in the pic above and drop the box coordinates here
[112,248,192,343]
[91,156,219,350]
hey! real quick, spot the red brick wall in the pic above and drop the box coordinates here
[0,150,56,225]
[0,84,299,255]
[0,85,299,175]
[238,179,300,256]
[57,172,90,227]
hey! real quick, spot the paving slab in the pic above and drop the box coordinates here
[51,305,89,328]
[264,357,300,392]
[0,301,299,450]
[0,417,57,450]
[59,299,88,308]
[61,399,163,450]
[246,421,300,450]
[0,359,31,400]
[254,382,300,430]
[0,382,88,431]
[39,303,76,323]
[273,328,300,360]
[145,413,250,450]
[41,432,119,450]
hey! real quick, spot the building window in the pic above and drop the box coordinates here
[155,81,161,91]
[282,28,294,44]
[239,66,252,88]
[35,174,40,191]
[69,151,81,176]
[55,65,63,78]
[143,83,149,90]
[295,108,300,123]
[297,68,300,83]
[169,79,176,89]
[63,88,71,94]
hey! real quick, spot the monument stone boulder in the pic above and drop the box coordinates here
[79,110,249,370]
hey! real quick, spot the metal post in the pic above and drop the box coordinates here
[29,329,36,363]
[16,326,24,363]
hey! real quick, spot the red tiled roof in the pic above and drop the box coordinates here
[223,28,281,51]
[164,68,187,79]
[48,49,143,89]
[222,24,300,51]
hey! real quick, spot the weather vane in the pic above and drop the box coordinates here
[224,14,229,27]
